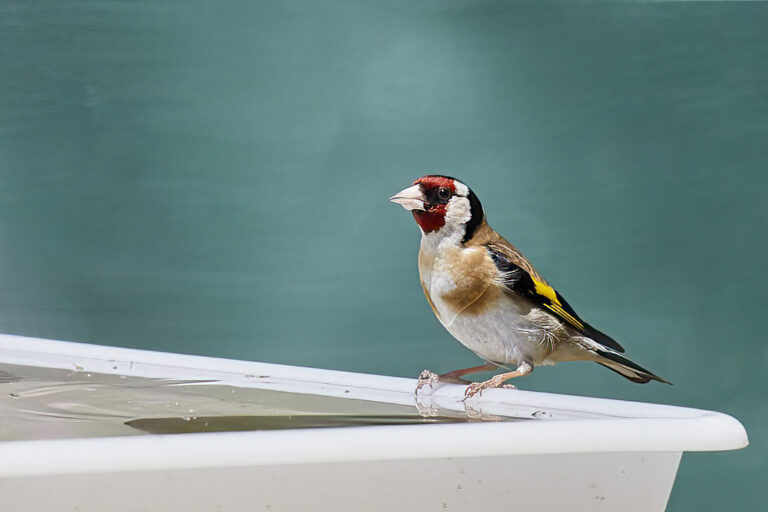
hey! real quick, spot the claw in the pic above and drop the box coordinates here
[414,370,443,418]
[414,369,441,396]
[462,363,531,401]
[463,382,486,400]
[463,374,514,401]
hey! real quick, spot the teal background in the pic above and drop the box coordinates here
[1,0,765,508]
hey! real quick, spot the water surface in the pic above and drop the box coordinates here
[0,362,502,441]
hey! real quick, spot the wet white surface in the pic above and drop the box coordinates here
[0,362,487,441]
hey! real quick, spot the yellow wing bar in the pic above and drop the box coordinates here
[534,279,584,330]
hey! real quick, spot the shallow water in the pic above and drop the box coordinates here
[0,363,506,441]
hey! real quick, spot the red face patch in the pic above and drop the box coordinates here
[411,175,455,233]
[413,175,455,192]
[412,206,447,233]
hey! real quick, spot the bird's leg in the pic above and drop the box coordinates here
[463,362,533,400]
[439,362,500,383]
[415,363,498,395]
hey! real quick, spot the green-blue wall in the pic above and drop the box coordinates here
[1,1,765,508]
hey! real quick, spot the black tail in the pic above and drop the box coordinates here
[595,350,671,385]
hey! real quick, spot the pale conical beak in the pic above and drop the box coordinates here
[389,185,426,211]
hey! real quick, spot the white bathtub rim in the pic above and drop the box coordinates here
[0,332,749,476]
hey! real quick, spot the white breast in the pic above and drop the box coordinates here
[419,233,566,367]
[418,231,462,326]
[445,293,562,365]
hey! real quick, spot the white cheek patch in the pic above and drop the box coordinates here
[445,196,471,226]
[453,181,469,197]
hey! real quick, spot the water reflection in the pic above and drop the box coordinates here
[126,413,485,434]
[0,370,19,383]
[0,362,515,441]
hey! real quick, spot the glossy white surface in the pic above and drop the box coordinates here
[0,453,682,512]
[0,334,748,512]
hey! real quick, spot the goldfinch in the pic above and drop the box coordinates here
[390,175,669,398]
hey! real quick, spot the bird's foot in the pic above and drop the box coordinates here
[415,369,470,396]
[463,375,516,401]
[414,370,443,417]
[415,370,441,395]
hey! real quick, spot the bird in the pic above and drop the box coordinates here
[390,175,669,399]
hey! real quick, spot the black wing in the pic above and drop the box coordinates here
[487,246,625,353]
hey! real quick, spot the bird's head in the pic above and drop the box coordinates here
[390,175,484,244]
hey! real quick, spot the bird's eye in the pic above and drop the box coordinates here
[438,187,451,200]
